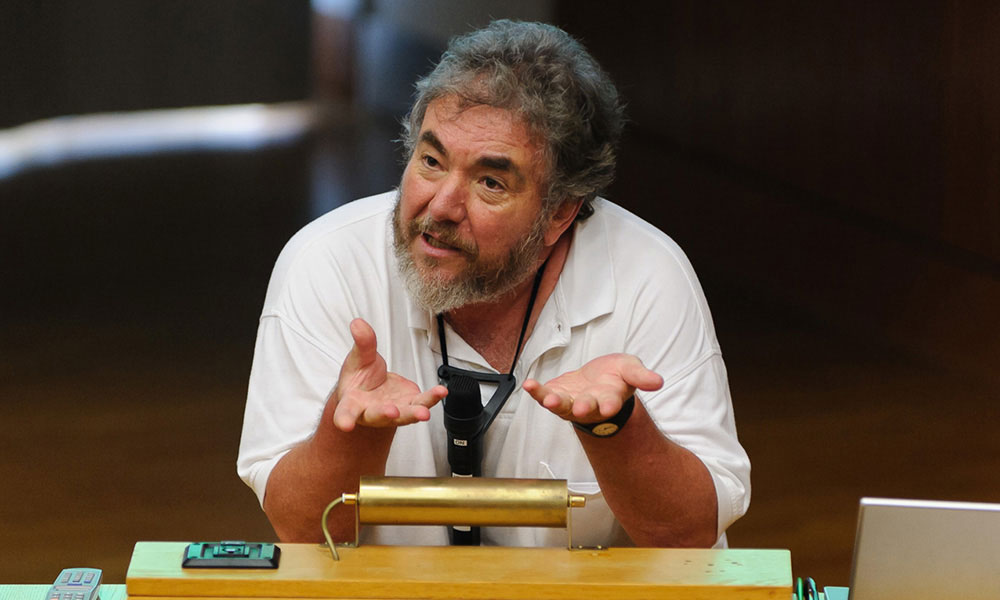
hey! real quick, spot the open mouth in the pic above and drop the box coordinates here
[423,233,455,250]
[422,232,463,252]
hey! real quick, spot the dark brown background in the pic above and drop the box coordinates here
[2,0,997,588]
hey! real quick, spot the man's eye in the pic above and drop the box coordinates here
[422,155,440,168]
[482,176,504,191]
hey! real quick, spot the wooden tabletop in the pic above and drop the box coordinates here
[125,541,791,600]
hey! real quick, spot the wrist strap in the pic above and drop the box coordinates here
[573,395,635,438]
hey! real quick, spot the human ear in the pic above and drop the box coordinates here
[543,198,583,246]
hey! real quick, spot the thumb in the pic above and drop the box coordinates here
[344,318,378,371]
[621,356,664,392]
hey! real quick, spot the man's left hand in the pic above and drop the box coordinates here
[522,353,664,424]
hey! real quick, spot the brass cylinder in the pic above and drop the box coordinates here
[355,476,580,528]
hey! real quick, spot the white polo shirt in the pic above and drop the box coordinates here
[237,191,750,547]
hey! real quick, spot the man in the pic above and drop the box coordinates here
[238,20,749,549]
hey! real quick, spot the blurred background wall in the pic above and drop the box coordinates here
[560,2,1000,384]
[1,0,997,588]
[0,2,311,127]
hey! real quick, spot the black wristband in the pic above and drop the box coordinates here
[573,395,635,438]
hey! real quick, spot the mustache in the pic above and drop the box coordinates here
[408,217,478,256]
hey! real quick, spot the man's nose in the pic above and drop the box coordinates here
[426,174,467,223]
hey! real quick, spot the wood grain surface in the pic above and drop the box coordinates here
[125,542,791,600]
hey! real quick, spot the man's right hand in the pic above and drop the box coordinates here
[332,318,448,431]
[263,318,446,542]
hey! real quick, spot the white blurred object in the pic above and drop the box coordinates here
[0,101,321,179]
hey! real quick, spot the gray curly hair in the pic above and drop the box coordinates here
[401,20,625,221]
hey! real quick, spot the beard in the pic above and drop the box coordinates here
[391,190,551,315]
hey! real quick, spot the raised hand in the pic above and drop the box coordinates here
[522,353,664,424]
[332,318,448,431]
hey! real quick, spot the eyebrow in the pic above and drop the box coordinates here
[419,130,527,186]
[420,131,448,157]
[477,155,514,172]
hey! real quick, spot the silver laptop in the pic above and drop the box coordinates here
[847,497,1000,600]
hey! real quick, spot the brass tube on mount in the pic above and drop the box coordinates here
[354,476,584,527]
[322,476,587,560]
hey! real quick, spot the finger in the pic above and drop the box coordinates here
[522,379,568,415]
[596,391,625,418]
[413,384,449,408]
[522,379,546,402]
[372,402,401,424]
[351,402,401,429]
[396,403,432,424]
[543,392,574,417]
[620,357,664,391]
[538,389,576,418]
[570,393,600,420]
[332,394,365,432]
[388,389,442,425]
[347,318,379,370]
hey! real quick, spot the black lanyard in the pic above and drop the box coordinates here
[436,260,547,439]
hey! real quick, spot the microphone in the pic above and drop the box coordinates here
[442,374,483,545]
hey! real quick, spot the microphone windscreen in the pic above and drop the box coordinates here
[444,375,482,418]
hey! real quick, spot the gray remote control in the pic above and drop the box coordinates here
[46,568,102,600]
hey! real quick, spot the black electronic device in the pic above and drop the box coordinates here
[46,568,102,600]
[442,374,484,546]
[443,374,484,477]
[182,541,280,569]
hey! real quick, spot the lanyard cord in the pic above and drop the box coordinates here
[436,259,548,375]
